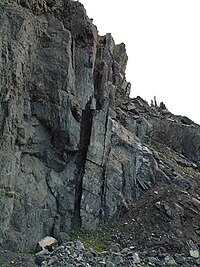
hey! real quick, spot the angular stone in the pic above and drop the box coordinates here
[132,252,141,264]
[36,236,57,251]
[190,249,200,259]
[76,240,85,250]
[106,261,116,267]
[164,255,177,266]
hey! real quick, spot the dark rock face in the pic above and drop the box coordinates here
[0,0,200,253]
[150,117,200,168]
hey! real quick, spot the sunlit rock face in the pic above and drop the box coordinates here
[1,0,200,252]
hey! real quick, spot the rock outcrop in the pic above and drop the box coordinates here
[0,0,200,253]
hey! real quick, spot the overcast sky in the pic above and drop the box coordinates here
[80,0,200,124]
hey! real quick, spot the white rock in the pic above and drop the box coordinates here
[190,249,199,259]
[37,236,57,251]
[132,252,141,264]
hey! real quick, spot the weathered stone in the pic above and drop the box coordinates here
[174,254,186,264]
[1,0,200,256]
[109,243,121,253]
[149,116,200,170]
[36,236,57,251]
[57,232,70,245]
[132,252,141,264]
[190,249,200,259]
[164,255,177,266]
[76,240,85,250]
[106,261,116,267]
[155,201,173,219]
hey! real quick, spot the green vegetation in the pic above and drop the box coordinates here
[67,220,130,253]
[159,101,167,110]
[29,247,37,256]
[67,228,108,252]
[150,96,167,110]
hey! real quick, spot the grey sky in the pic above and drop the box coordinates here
[80,0,200,124]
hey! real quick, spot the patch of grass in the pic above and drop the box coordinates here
[67,228,108,252]
[65,219,128,253]
[29,247,37,257]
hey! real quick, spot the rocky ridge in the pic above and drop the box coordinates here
[0,0,200,265]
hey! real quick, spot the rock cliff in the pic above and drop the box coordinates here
[0,0,200,253]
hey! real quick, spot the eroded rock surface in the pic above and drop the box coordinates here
[0,0,200,254]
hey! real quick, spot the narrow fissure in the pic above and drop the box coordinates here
[73,104,93,226]
[100,166,107,222]
[100,111,111,222]
[46,171,60,212]
[94,68,104,110]
[45,171,60,237]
